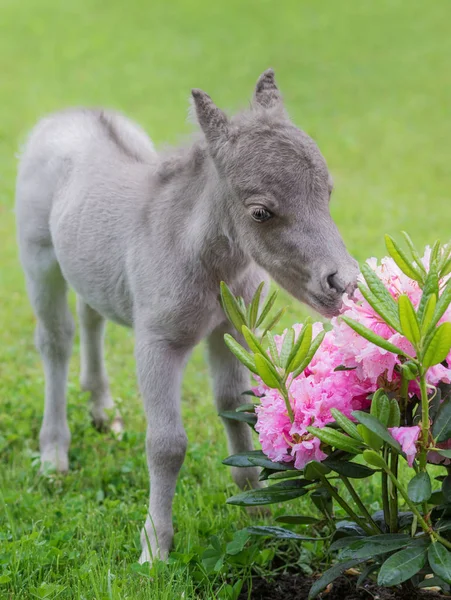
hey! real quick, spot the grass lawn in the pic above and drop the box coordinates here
[1,0,450,598]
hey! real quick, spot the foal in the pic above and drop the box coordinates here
[15,69,358,562]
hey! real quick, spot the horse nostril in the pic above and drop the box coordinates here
[326,272,345,294]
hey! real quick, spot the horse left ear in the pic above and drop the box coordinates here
[253,68,283,110]
[191,89,229,147]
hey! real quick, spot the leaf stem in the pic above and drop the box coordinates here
[382,447,391,530]
[340,475,380,534]
[389,450,399,533]
[319,476,375,536]
[280,387,294,423]
[419,372,430,471]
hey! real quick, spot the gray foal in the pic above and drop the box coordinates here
[15,69,358,562]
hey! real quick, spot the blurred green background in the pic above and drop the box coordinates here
[1,1,450,598]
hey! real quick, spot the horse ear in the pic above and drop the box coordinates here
[191,89,229,146]
[253,68,283,109]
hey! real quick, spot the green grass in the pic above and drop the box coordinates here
[1,0,451,597]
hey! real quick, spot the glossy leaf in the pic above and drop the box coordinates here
[330,408,362,441]
[291,330,326,379]
[219,411,257,425]
[248,281,265,329]
[261,307,286,338]
[428,543,451,585]
[339,534,412,560]
[224,334,257,374]
[254,353,281,389]
[246,526,320,540]
[429,279,451,330]
[408,472,432,504]
[401,231,427,276]
[360,262,402,331]
[220,282,247,332]
[418,266,439,322]
[227,485,309,506]
[255,290,278,328]
[265,332,280,366]
[385,234,424,283]
[363,450,387,470]
[388,398,401,428]
[279,328,295,368]
[303,460,332,480]
[422,322,451,368]
[306,426,363,454]
[432,397,451,442]
[242,325,265,355]
[308,560,363,599]
[398,294,421,345]
[377,542,429,586]
[352,411,402,453]
[286,323,312,373]
[341,316,410,358]
[420,293,437,334]
[275,515,319,525]
[323,457,375,479]
[223,451,270,468]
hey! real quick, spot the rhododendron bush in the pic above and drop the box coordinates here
[219,234,451,597]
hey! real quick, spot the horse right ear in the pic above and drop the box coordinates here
[253,68,284,110]
[191,89,229,148]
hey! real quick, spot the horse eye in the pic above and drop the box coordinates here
[251,207,272,223]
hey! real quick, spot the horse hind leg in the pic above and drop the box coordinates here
[24,247,75,473]
[77,297,123,435]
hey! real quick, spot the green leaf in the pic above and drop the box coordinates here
[420,294,437,334]
[432,398,451,443]
[341,316,410,358]
[249,281,265,329]
[265,332,280,366]
[241,326,266,355]
[371,389,391,426]
[255,290,278,328]
[436,449,451,459]
[227,485,309,506]
[224,334,257,374]
[422,322,451,368]
[246,526,320,540]
[418,265,439,321]
[441,256,451,279]
[303,460,332,480]
[352,411,402,453]
[235,403,256,412]
[261,307,286,338]
[223,451,277,469]
[442,474,451,504]
[385,234,424,283]
[358,424,383,451]
[429,279,451,330]
[286,323,312,373]
[362,449,387,469]
[220,282,247,332]
[279,328,295,368]
[291,330,326,379]
[360,263,402,331]
[306,426,363,455]
[398,294,421,345]
[377,542,429,586]
[275,515,320,525]
[388,398,401,428]
[401,231,428,277]
[308,560,363,599]
[428,543,451,585]
[323,457,375,478]
[330,408,363,441]
[219,411,257,425]
[254,353,281,389]
[408,472,432,504]
[339,534,412,560]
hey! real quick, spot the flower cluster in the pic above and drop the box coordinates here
[254,250,451,470]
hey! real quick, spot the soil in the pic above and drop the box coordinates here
[239,573,449,600]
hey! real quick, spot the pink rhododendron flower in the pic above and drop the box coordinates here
[253,247,451,470]
[388,426,421,467]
